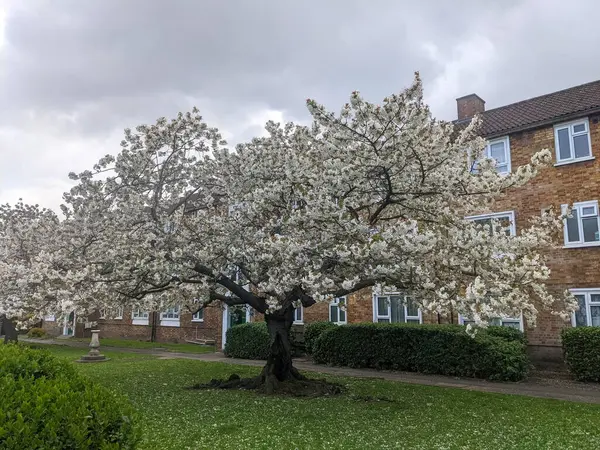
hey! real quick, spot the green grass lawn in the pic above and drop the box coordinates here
[69,337,215,354]
[44,346,600,450]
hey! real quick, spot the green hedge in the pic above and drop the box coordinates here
[562,327,600,381]
[224,323,270,359]
[304,322,338,354]
[313,324,528,381]
[27,327,47,338]
[0,344,140,449]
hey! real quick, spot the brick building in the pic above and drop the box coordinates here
[43,80,600,362]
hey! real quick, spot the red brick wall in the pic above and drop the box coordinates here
[489,114,600,350]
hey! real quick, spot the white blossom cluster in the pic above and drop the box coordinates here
[0,74,577,327]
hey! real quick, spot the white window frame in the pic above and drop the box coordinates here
[372,293,422,324]
[99,307,123,320]
[44,315,56,322]
[293,305,303,324]
[554,118,593,165]
[132,309,149,326]
[160,306,181,327]
[465,210,517,236]
[329,296,347,325]
[467,136,511,174]
[191,299,204,322]
[562,200,600,248]
[458,313,524,332]
[570,288,600,327]
[485,136,511,174]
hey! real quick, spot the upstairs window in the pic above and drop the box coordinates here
[555,119,592,164]
[562,201,600,247]
[485,137,511,174]
[469,137,511,174]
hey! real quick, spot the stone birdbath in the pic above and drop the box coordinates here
[77,329,110,363]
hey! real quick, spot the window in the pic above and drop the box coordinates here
[466,211,516,236]
[293,306,303,324]
[329,297,347,325]
[192,301,204,322]
[554,119,592,164]
[486,137,511,174]
[459,315,523,331]
[132,309,149,326]
[374,294,422,324]
[571,289,600,327]
[44,315,56,322]
[161,306,180,327]
[469,137,511,174]
[562,201,600,247]
[99,307,123,320]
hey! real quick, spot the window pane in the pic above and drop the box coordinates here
[574,295,587,327]
[496,164,509,174]
[377,318,390,323]
[489,142,507,164]
[390,296,405,323]
[581,217,599,242]
[474,218,493,236]
[557,128,572,160]
[582,206,597,216]
[340,308,346,323]
[377,297,388,316]
[330,304,338,323]
[566,209,580,242]
[573,123,586,133]
[573,134,590,158]
[406,298,419,317]
[406,319,420,324]
[295,307,302,321]
[590,294,600,303]
[591,306,600,327]
[501,321,521,329]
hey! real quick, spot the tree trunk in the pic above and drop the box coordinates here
[261,308,304,393]
[0,315,18,343]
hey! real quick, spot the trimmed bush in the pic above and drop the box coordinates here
[224,323,270,359]
[484,325,526,344]
[0,344,140,449]
[313,323,528,381]
[562,327,600,381]
[304,322,337,354]
[27,327,47,338]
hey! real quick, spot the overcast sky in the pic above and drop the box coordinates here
[1,0,598,210]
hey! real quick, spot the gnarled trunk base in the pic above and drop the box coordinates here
[191,308,343,397]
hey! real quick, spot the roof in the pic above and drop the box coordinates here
[456,79,600,137]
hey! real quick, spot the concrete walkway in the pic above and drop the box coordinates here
[21,337,600,405]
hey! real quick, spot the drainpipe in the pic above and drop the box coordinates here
[150,311,158,342]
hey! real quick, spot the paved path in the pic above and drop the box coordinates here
[21,337,600,405]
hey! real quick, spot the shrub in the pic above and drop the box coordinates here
[313,323,528,381]
[27,327,47,338]
[484,325,526,344]
[0,344,140,449]
[224,323,270,359]
[304,322,337,354]
[562,327,600,381]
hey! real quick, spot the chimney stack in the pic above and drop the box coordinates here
[456,94,485,120]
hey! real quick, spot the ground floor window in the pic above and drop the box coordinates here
[99,306,123,320]
[132,309,149,326]
[374,294,422,324]
[329,297,347,325]
[571,289,600,327]
[459,315,523,330]
[161,306,181,327]
[293,305,303,324]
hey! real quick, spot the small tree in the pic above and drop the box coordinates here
[3,74,575,392]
